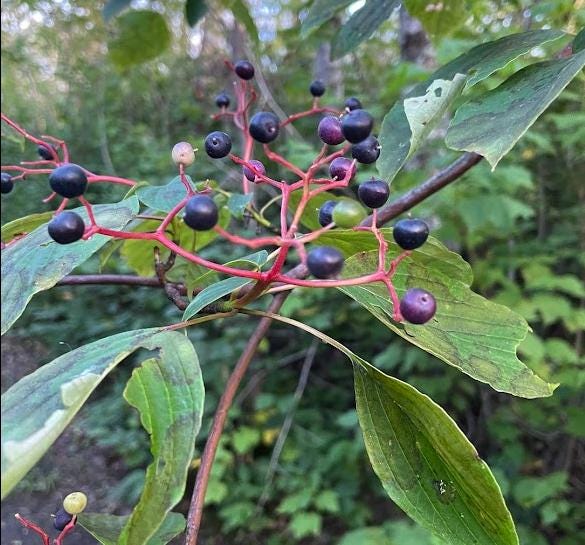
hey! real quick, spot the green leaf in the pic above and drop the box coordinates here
[185,0,207,27]
[227,193,253,219]
[573,27,585,52]
[446,50,585,168]
[119,348,204,545]
[136,175,196,213]
[377,29,566,182]
[103,0,132,21]
[385,73,466,171]
[316,229,555,398]
[227,0,259,45]
[1,211,54,243]
[232,426,261,454]
[332,0,400,58]
[289,512,322,539]
[78,512,185,545]
[300,0,354,37]
[512,472,568,508]
[338,527,391,545]
[182,276,251,320]
[404,0,467,37]
[1,198,139,335]
[0,327,202,498]
[241,311,518,545]
[108,10,172,68]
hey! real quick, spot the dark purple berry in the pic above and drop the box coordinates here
[318,116,345,146]
[204,131,232,158]
[49,164,88,198]
[234,60,255,80]
[400,288,436,324]
[318,200,337,227]
[243,160,266,182]
[215,92,230,108]
[344,97,362,111]
[249,112,280,144]
[329,157,355,181]
[309,80,326,97]
[358,179,389,209]
[48,212,85,244]
[1,173,14,194]
[54,508,73,531]
[393,218,429,250]
[341,109,374,144]
[184,195,218,231]
[351,135,380,164]
[38,144,55,160]
[307,246,344,279]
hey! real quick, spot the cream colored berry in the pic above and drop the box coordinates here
[172,142,196,166]
[63,491,87,515]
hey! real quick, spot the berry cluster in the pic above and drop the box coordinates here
[14,491,87,544]
[1,60,437,324]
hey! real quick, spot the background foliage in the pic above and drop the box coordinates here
[1,1,583,544]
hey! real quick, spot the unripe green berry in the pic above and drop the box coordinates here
[63,491,87,515]
[332,199,367,228]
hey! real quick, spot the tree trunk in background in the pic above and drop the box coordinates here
[399,5,433,68]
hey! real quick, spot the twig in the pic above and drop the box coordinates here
[184,292,290,545]
[257,339,319,507]
[56,274,187,294]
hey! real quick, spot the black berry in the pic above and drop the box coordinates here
[234,60,255,80]
[49,164,88,198]
[400,288,436,324]
[53,508,73,531]
[48,211,85,244]
[358,179,389,209]
[318,200,337,227]
[307,246,344,279]
[344,97,362,111]
[309,80,326,97]
[249,112,280,144]
[329,157,355,181]
[215,92,230,108]
[351,135,380,164]
[243,160,266,182]
[318,116,345,146]
[393,218,429,250]
[341,109,374,144]
[183,195,219,231]
[204,131,232,158]
[1,173,14,194]
[38,144,55,160]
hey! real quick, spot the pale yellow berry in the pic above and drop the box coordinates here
[171,142,196,166]
[63,491,87,515]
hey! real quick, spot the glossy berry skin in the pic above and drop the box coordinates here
[318,200,337,227]
[49,164,88,198]
[184,195,219,231]
[332,200,367,228]
[234,60,255,80]
[309,80,325,97]
[215,92,230,108]
[329,157,355,181]
[393,218,429,250]
[249,111,280,143]
[63,491,87,515]
[344,97,362,111]
[1,173,14,194]
[307,246,344,279]
[204,131,232,158]
[38,144,54,160]
[54,508,73,531]
[318,116,344,146]
[358,179,389,209]
[341,109,374,143]
[351,135,380,164]
[48,212,85,244]
[243,160,266,182]
[400,288,436,324]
